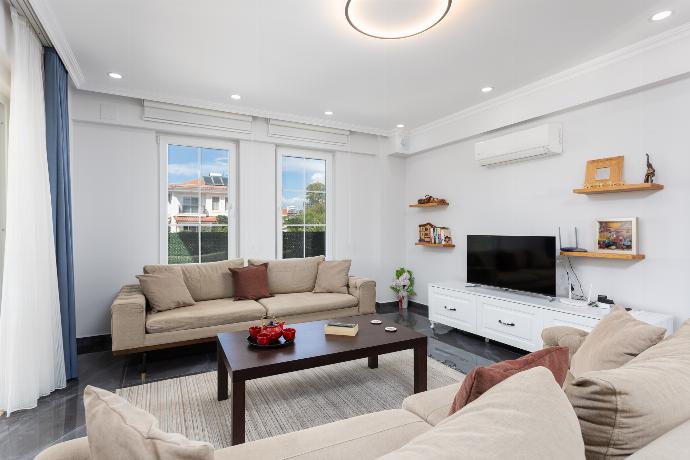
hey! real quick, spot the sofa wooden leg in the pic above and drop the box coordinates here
[140,352,147,381]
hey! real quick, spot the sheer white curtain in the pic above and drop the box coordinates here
[0,10,65,415]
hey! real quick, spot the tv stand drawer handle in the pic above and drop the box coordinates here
[444,306,457,311]
[498,320,516,327]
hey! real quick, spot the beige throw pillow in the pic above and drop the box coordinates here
[569,309,665,378]
[137,272,195,312]
[84,386,214,460]
[378,367,585,460]
[566,320,690,459]
[248,256,324,294]
[314,260,351,294]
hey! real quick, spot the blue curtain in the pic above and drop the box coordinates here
[44,47,78,379]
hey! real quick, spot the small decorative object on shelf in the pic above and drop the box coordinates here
[390,267,416,311]
[644,153,656,184]
[416,194,449,206]
[595,217,638,255]
[583,156,624,189]
[418,223,453,245]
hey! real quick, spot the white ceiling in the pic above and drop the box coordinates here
[40,0,690,134]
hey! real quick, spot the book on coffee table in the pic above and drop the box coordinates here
[324,321,359,336]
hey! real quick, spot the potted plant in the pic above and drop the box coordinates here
[390,268,416,311]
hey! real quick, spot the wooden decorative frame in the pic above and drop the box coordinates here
[584,156,624,188]
[595,217,637,254]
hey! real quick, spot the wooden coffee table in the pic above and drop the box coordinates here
[216,314,427,445]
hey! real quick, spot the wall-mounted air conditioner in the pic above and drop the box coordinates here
[474,123,562,166]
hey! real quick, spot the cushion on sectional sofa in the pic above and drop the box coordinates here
[215,409,430,460]
[378,367,585,460]
[136,272,195,312]
[248,256,324,294]
[402,382,462,426]
[566,320,690,460]
[449,346,569,415]
[84,386,213,460]
[257,292,358,317]
[146,298,266,333]
[144,258,244,302]
[313,259,351,294]
[569,308,665,378]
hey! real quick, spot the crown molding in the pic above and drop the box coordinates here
[412,22,690,139]
[27,0,85,87]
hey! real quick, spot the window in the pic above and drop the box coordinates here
[160,137,237,264]
[278,149,332,259]
[182,196,199,214]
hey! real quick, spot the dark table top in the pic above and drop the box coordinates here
[217,314,426,375]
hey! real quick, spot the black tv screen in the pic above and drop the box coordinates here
[467,235,556,297]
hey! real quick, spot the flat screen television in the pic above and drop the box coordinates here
[467,235,556,297]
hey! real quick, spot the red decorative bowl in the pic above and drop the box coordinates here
[248,326,262,338]
[256,332,271,346]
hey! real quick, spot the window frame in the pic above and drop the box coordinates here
[159,135,238,264]
[276,147,333,259]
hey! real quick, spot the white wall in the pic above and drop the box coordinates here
[71,90,404,337]
[404,76,690,327]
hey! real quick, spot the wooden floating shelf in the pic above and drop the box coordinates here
[560,251,645,260]
[409,203,449,208]
[416,242,456,248]
[573,183,664,195]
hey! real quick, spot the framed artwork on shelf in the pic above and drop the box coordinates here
[584,156,624,189]
[595,217,637,254]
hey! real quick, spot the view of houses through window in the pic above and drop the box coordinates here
[281,153,328,258]
[166,143,232,264]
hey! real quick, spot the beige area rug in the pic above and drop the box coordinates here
[117,350,463,449]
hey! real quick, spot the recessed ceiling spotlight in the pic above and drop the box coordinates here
[107,72,123,79]
[651,10,672,21]
[345,0,452,40]
[481,86,494,93]
[230,94,241,100]
[396,124,405,128]
[324,111,334,116]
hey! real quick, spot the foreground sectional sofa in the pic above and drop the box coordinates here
[111,256,376,354]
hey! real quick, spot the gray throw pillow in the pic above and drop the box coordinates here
[314,260,351,294]
[137,272,195,312]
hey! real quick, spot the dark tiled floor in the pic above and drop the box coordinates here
[0,307,524,459]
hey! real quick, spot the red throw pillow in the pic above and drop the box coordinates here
[229,263,272,300]
[448,346,569,416]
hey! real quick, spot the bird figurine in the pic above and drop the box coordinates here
[644,153,656,184]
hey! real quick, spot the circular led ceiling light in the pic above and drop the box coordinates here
[345,0,452,39]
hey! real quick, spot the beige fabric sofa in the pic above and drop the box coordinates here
[111,256,376,354]
[37,367,585,460]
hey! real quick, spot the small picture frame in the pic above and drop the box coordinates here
[595,217,637,254]
[584,156,624,188]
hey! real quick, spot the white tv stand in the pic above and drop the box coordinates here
[429,281,674,352]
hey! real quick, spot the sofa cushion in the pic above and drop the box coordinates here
[566,320,690,459]
[570,309,665,378]
[402,382,462,426]
[215,409,430,460]
[449,346,569,415]
[248,256,324,294]
[628,420,690,460]
[136,272,195,312]
[146,298,266,333]
[314,260,351,294]
[84,386,213,460]
[379,367,585,460]
[257,292,358,317]
[144,259,244,302]
[230,263,271,300]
